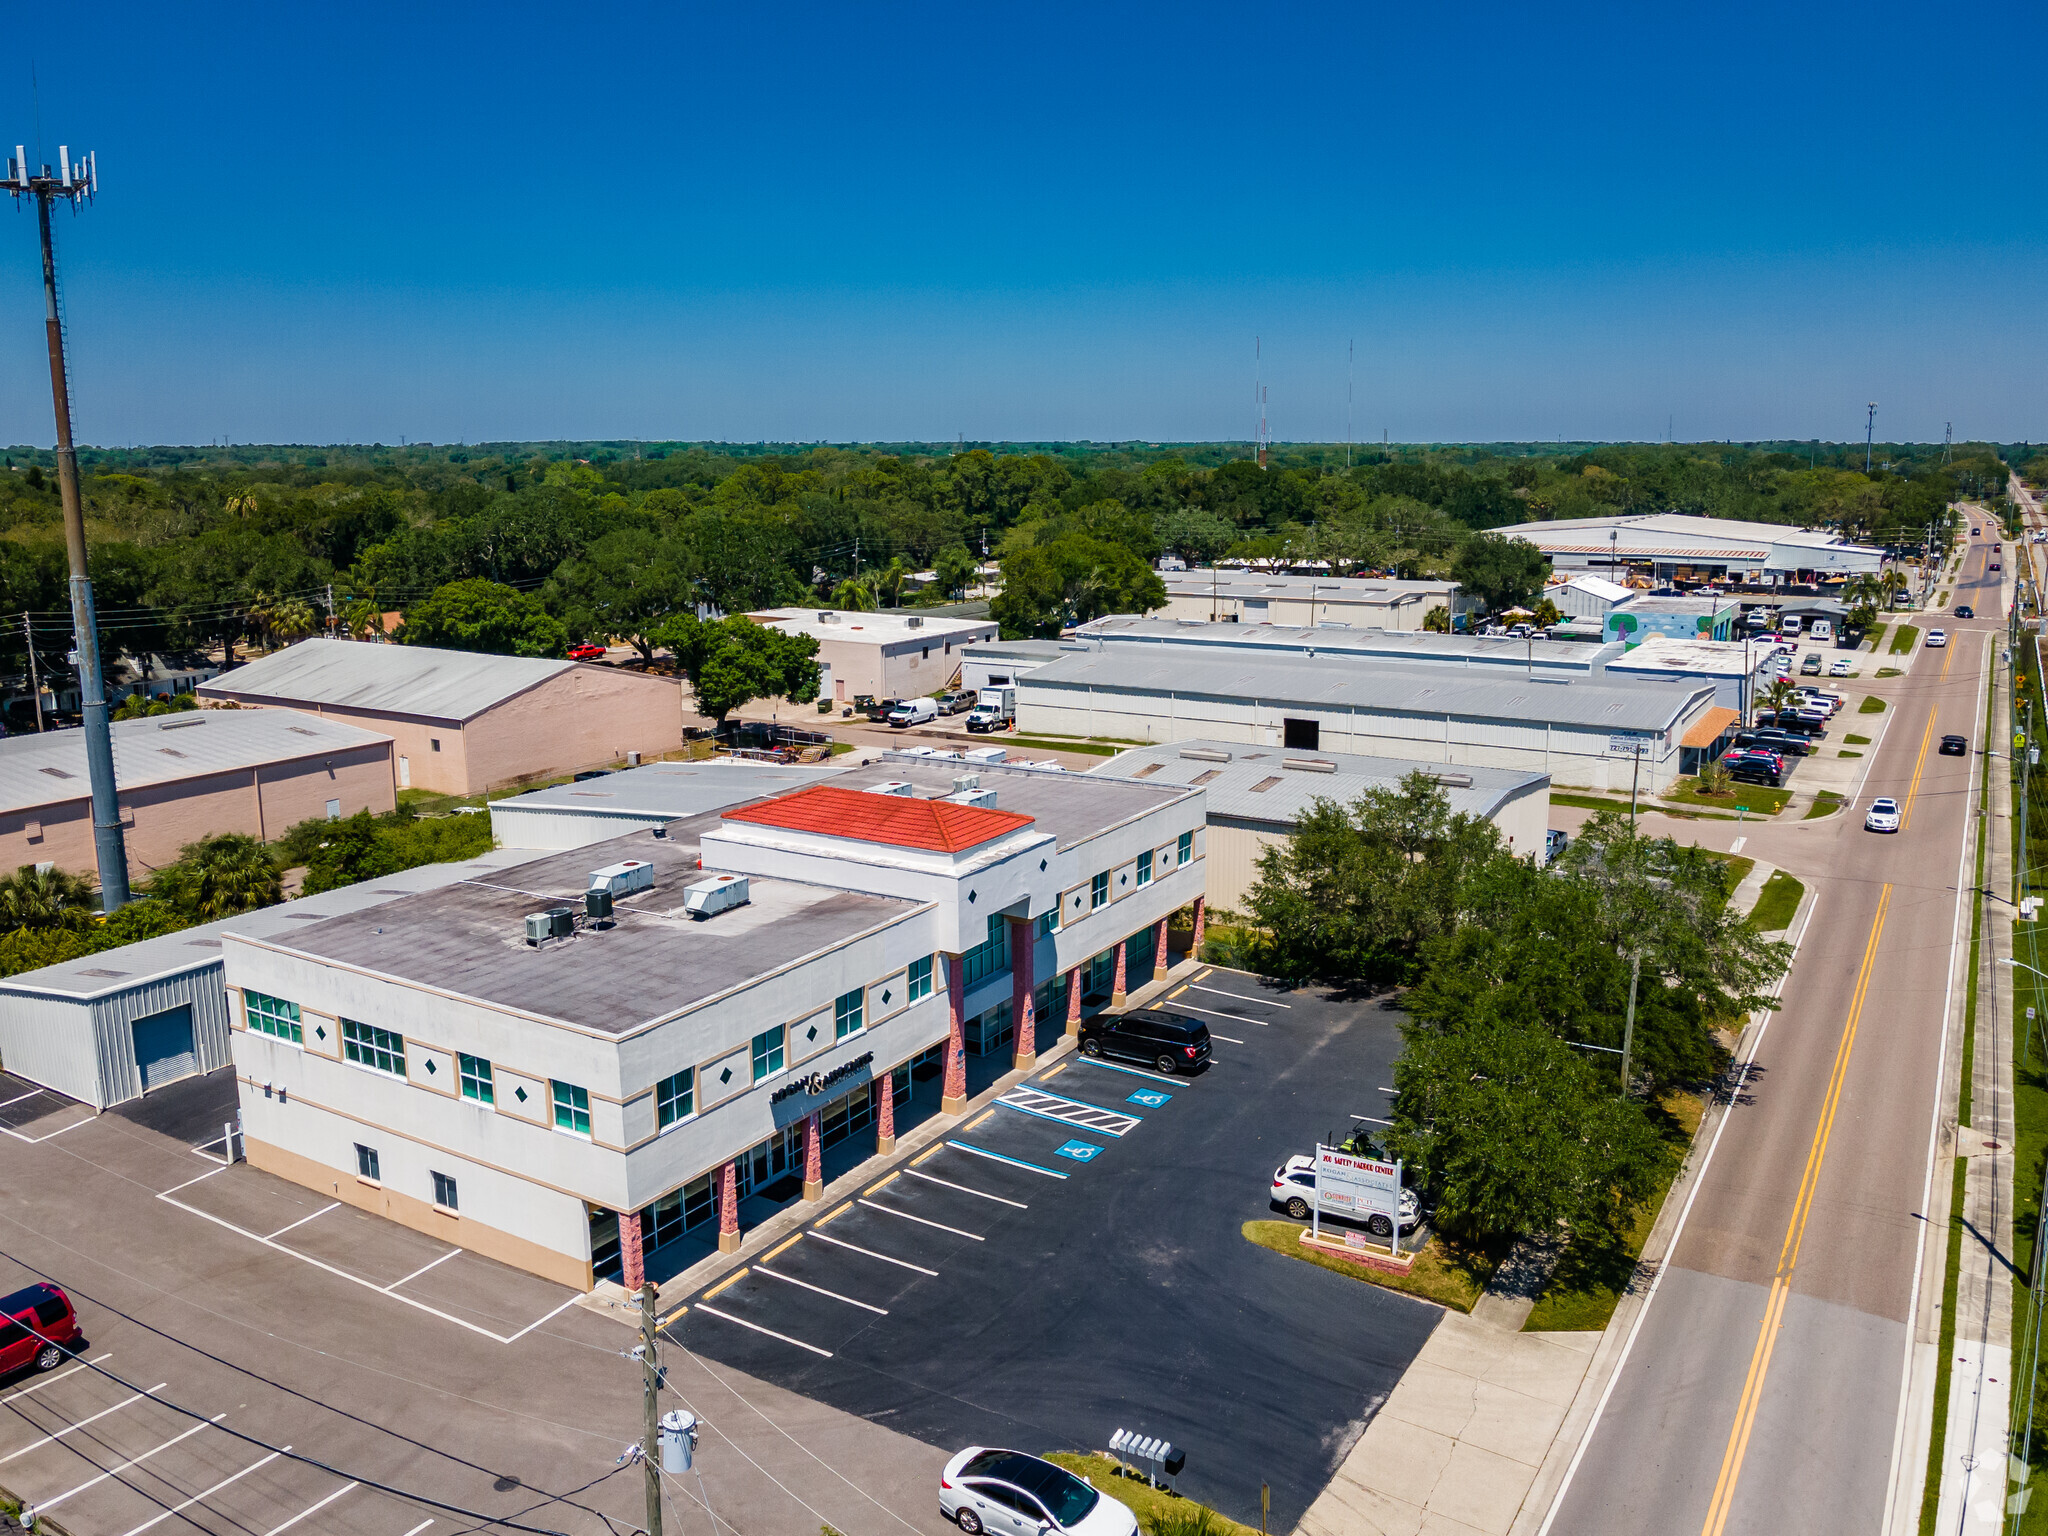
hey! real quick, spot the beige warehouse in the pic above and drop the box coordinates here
[199,640,684,796]
[745,608,998,703]
[0,709,395,882]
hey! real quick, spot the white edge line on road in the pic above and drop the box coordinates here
[264,1201,340,1240]
[856,1198,984,1240]
[1535,884,1822,1536]
[159,1166,228,1198]
[385,1247,463,1292]
[904,1168,1028,1208]
[117,1448,286,1536]
[0,1384,160,1463]
[754,1264,889,1314]
[0,1354,108,1404]
[1188,983,1291,1008]
[0,1088,47,1109]
[1878,624,1991,1536]
[692,1302,834,1357]
[260,1480,360,1536]
[805,1229,942,1273]
[1068,1057,1184,1086]
[37,1413,224,1512]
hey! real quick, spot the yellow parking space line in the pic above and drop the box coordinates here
[702,1266,749,1300]
[1168,984,1189,999]
[912,1145,945,1166]
[1039,1063,1067,1081]
[967,1110,994,1130]
[762,1234,802,1263]
[1194,968,1214,982]
[865,1171,899,1195]
[815,1203,850,1227]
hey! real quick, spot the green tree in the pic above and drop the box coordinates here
[1154,508,1237,566]
[544,529,691,660]
[933,544,977,598]
[653,613,822,721]
[1452,530,1548,614]
[398,578,569,658]
[1422,604,1451,633]
[302,812,403,895]
[829,578,878,612]
[0,864,96,933]
[153,834,282,921]
[990,535,1166,638]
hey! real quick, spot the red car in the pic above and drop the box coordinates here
[567,643,606,661]
[0,1282,81,1375]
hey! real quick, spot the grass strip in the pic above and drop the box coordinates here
[1550,793,1635,812]
[1241,1220,1495,1312]
[1867,623,1888,652]
[1747,870,1804,930]
[1862,695,1889,712]
[1045,1455,1258,1536]
[998,736,1122,757]
[1846,734,1872,745]
[1880,667,1906,678]
[1805,791,1846,820]
[1891,625,1922,654]
[1664,779,1790,815]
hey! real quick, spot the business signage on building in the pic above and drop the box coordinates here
[1608,734,1648,756]
[771,1051,874,1106]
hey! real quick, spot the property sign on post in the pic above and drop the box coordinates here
[1313,1145,1404,1257]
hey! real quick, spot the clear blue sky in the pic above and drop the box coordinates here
[0,0,2040,447]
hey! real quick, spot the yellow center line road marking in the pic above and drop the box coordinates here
[1899,702,1941,833]
[1699,883,1892,1536]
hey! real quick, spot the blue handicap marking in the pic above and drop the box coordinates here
[1125,1089,1171,1108]
[1055,1140,1104,1163]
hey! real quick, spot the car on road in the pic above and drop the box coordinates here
[939,689,976,715]
[1926,630,1948,647]
[1941,734,1969,756]
[1865,797,1902,833]
[1078,1010,1212,1074]
[1270,1153,1423,1236]
[942,1448,1137,1536]
[1957,605,1975,619]
[1992,561,2003,572]
[566,643,606,661]
[1800,653,1823,675]
[0,1282,81,1375]
[1829,658,1853,677]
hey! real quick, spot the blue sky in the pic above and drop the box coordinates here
[0,0,2040,447]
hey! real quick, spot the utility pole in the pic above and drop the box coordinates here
[639,1285,665,1536]
[1619,950,1642,1098]
[1629,742,1643,830]
[1865,402,1877,476]
[21,612,42,732]
[11,143,126,908]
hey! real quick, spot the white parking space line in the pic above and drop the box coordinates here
[694,1303,834,1358]
[1,1113,93,1145]
[0,1088,47,1109]
[159,1166,228,1198]
[1070,1057,1185,1086]
[754,1265,888,1314]
[904,1169,1028,1208]
[943,1140,1068,1180]
[1155,1000,1266,1027]
[385,1248,462,1291]
[804,1230,940,1275]
[261,1480,360,1535]
[117,1448,286,1536]
[265,1201,340,1240]
[400,1522,435,1536]
[1207,1034,1245,1044]
[499,1292,584,1345]
[1,1385,161,1463]
[38,1413,224,1512]
[856,1199,985,1240]
[1189,983,1291,1008]
[0,1355,108,1404]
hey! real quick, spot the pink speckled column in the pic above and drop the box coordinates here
[717,1160,740,1253]
[1152,917,1170,981]
[1009,916,1037,1070]
[941,952,968,1113]
[803,1110,824,1200]
[1111,934,1129,1007]
[1063,966,1083,1038]
[1192,897,1206,958]
[875,1071,897,1154]
[620,1209,645,1291]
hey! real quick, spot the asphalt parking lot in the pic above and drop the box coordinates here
[673,966,1440,1529]
[0,1068,955,1536]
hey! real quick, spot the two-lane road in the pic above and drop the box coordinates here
[1549,518,2006,1535]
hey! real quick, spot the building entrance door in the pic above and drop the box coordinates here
[131,1005,197,1092]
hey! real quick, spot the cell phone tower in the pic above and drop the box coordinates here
[9,142,127,909]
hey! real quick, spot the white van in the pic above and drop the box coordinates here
[1781,615,1803,637]
[886,697,940,728]
[1808,619,1832,643]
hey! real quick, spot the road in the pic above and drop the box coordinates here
[1546,513,2004,1535]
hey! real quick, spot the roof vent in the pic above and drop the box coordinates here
[951,774,980,794]
[1283,758,1336,773]
[1430,772,1475,788]
[864,781,915,797]
[683,874,750,920]
[38,766,74,779]
[906,615,924,629]
[816,610,840,623]
[1179,747,1232,763]
[159,716,209,730]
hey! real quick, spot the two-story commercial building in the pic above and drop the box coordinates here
[224,758,1207,1292]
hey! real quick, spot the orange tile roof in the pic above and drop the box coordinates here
[721,784,1035,853]
[1681,705,1741,749]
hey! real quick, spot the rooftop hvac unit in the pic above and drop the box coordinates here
[1283,758,1337,773]
[951,774,981,793]
[864,781,915,797]
[962,746,1007,764]
[906,615,924,629]
[947,788,999,809]
[1179,747,1232,763]
[683,874,750,920]
[588,860,654,898]
[525,907,577,945]
[585,889,614,923]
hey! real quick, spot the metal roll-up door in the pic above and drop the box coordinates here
[131,1005,198,1092]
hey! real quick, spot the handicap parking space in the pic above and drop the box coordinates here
[676,967,1435,1530]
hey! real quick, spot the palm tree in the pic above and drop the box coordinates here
[267,597,317,645]
[0,864,95,932]
[153,835,281,921]
[1759,678,1798,723]
[829,578,877,613]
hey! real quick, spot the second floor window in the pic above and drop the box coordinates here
[835,988,864,1040]
[245,990,302,1045]
[1137,850,1153,886]
[342,1019,405,1077]
[907,954,934,1002]
[459,1054,494,1104]
[657,1069,694,1129]
[1091,871,1109,909]
[1178,830,1194,863]
[552,1081,591,1136]
[962,914,1009,989]
[752,1027,785,1082]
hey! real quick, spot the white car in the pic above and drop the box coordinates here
[1829,659,1853,677]
[942,1448,1137,1536]
[1865,797,1902,833]
[1926,629,1948,648]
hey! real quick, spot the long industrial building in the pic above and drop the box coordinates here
[1016,648,1714,793]
[1143,570,1474,629]
[1493,512,1883,582]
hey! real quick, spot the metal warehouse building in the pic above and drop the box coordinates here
[1090,740,1550,910]
[1016,649,1714,793]
[0,849,531,1109]
[488,760,851,851]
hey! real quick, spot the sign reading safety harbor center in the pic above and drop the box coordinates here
[1314,1147,1401,1225]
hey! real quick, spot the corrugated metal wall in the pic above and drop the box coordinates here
[490,806,666,852]
[88,966,234,1106]
[0,992,105,1106]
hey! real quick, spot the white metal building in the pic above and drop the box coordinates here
[745,609,999,704]
[1016,649,1713,793]
[1494,513,1883,582]
[488,760,851,851]
[1145,570,1473,629]
[1070,616,1626,680]
[1091,740,1550,912]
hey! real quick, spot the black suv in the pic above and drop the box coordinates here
[1077,1010,1212,1074]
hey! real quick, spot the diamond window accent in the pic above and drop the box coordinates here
[514,1085,529,1103]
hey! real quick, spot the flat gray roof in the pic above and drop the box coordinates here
[0,709,390,816]
[490,760,853,823]
[1157,571,1453,599]
[248,827,918,1036]
[1091,740,1547,828]
[959,639,1079,661]
[1025,649,1706,732]
[1072,616,1618,669]
[199,638,573,723]
[0,848,536,1002]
